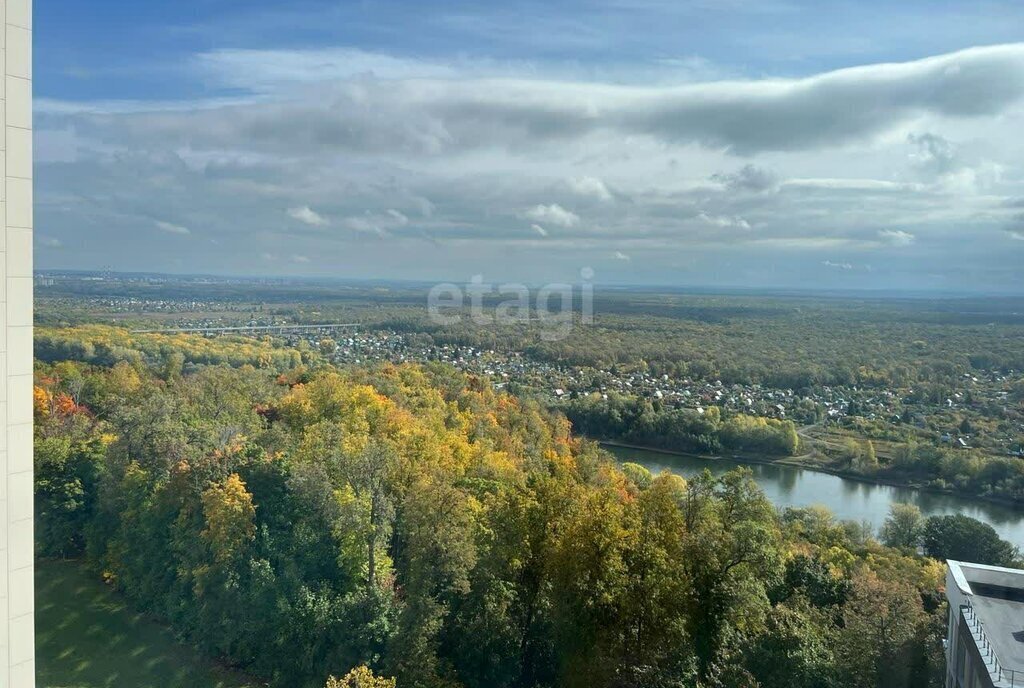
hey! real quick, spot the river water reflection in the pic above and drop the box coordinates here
[606,445,1024,548]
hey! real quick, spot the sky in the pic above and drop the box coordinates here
[34,0,1024,292]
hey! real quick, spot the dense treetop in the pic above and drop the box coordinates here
[34,336,979,688]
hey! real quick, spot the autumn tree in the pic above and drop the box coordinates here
[326,665,396,688]
[201,473,257,565]
[347,440,397,594]
[836,569,924,688]
[32,354,953,688]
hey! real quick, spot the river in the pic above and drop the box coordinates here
[606,444,1024,549]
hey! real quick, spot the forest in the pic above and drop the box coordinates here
[37,278,1024,391]
[561,392,800,456]
[32,325,1021,688]
[32,285,1024,503]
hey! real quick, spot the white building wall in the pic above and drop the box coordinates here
[945,562,969,688]
[1,0,34,685]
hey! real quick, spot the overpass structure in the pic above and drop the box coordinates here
[131,323,360,336]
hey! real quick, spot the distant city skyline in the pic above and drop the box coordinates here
[36,0,1024,292]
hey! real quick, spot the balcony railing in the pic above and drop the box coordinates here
[962,601,1022,687]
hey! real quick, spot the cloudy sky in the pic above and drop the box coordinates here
[35,0,1024,292]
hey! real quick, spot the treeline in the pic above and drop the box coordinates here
[40,285,1024,391]
[35,324,311,371]
[850,439,1024,504]
[33,350,961,688]
[881,504,1020,567]
[396,313,1020,391]
[562,392,800,456]
[444,304,1023,389]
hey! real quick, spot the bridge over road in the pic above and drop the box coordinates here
[131,323,360,337]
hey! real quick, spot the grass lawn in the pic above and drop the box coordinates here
[36,558,262,688]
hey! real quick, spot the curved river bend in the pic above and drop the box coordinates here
[607,445,1024,549]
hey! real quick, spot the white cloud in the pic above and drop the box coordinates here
[291,254,311,263]
[31,40,1024,291]
[524,203,580,227]
[1010,231,1024,241]
[822,260,853,270]
[155,220,191,235]
[386,209,409,225]
[782,178,915,192]
[567,176,612,201]
[614,250,631,261]
[39,236,63,248]
[878,229,916,246]
[344,215,389,238]
[340,210,415,238]
[345,216,379,232]
[287,205,328,226]
[697,212,751,229]
[194,47,460,92]
[67,44,1024,157]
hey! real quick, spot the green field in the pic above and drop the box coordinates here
[36,559,260,688]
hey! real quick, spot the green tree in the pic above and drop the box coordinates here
[921,514,1020,567]
[772,554,851,609]
[744,601,836,688]
[34,436,105,557]
[162,350,185,381]
[680,469,783,680]
[621,462,653,490]
[880,504,924,551]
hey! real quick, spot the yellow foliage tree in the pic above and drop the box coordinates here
[201,473,256,564]
[325,666,396,688]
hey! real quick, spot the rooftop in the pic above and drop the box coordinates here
[950,560,1024,683]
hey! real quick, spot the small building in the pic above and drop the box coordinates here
[944,560,1024,687]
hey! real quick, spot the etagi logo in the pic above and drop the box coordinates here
[427,268,595,341]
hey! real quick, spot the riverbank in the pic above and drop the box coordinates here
[598,439,1024,511]
[602,442,1024,547]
